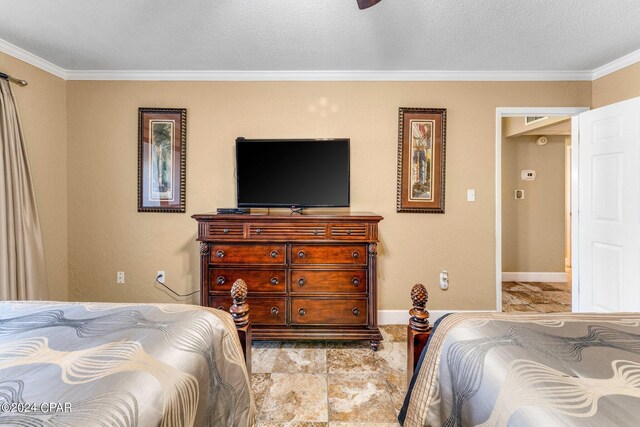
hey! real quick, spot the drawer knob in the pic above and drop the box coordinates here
[217,305,224,310]
[298,250,306,259]
[216,276,226,285]
[298,277,305,286]
[353,308,360,316]
[313,229,319,236]
[256,228,262,234]
[352,277,360,286]
[346,229,352,235]
[271,307,279,315]
[298,308,306,316]
[223,228,229,234]
[271,277,279,285]
[215,250,225,258]
[352,251,360,259]
[270,250,278,258]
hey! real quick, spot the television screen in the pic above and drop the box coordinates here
[236,138,350,208]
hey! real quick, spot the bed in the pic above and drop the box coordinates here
[400,284,640,427]
[0,281,255,426]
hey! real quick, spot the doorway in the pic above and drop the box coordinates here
[495,107,589,312]
[501,116,571,312]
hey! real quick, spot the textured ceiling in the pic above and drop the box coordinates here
[0,0,638,72]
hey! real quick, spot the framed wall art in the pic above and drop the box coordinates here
[138,108,187,213]
[396,107,446,213]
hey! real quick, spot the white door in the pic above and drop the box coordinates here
[577,97,640,312]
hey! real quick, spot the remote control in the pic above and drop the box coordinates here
[216,208,249,214]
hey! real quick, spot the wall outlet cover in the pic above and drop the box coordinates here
[439,270,449,290]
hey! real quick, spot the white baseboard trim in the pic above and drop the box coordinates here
[378,309,497,325]
[502,272,568,282]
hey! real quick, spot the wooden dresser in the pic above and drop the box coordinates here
[193,211,383,350]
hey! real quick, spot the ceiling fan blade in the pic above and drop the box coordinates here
[357,0,382,10]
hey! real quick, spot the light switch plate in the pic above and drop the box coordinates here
[467,189,476,202]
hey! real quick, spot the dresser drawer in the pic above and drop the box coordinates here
[203,223,244,239]
[208,268,286,293]
[210,296,286,325]
[290,270,366,294]
[210,244,286,265]
[290,244,367,265]
[248,223,327,239]
[291,298,367,325]
[330,223,368,240]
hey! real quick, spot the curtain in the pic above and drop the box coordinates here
[0,78,48,300]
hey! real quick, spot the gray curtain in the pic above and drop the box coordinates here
[0,78,48,300]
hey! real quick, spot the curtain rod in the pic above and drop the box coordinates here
[0,72,28,86]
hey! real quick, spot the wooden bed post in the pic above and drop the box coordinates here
[407,283,431,384]
[230,279,252,374]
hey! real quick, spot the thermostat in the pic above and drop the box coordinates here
[521,170,536,181]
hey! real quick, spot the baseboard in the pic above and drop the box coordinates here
[377,309,496,325]
[502,272,568,282]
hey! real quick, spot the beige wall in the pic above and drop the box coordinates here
[592,62,640,108]
[0,52,68,300]
[66,80,590,310]
[502,134,566,273]
[8,50,640,310]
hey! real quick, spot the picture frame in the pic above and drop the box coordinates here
[138,108,187,213]
[396,107,446,213]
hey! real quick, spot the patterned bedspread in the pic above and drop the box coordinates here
[0,301,255,426]
[400,312,640,427]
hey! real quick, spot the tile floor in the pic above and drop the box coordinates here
[502,281,572,313]
[251,325,407,427]
[250,284,571,426]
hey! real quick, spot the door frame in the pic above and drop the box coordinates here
[495,107,589,312]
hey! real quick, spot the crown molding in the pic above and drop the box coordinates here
[592,48,640,80]
[1,36,637,82]
[65,69,592,82]
[0,38,66,80]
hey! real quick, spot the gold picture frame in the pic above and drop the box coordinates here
[396,107,446,213]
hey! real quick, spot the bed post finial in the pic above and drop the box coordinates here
[230,279,251,372]
[407,283,431,383]
[230,279,249,328]
[410,283,430,332]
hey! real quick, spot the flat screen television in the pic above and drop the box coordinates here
[236,138,350,208]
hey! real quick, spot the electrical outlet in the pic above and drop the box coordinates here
[157,271,165,285]
[439,270,449,290]
[116,271,125,284]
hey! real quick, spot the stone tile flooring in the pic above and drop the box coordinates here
[251,325,406,427]
[250,284,571,425]
[502,281,572,313]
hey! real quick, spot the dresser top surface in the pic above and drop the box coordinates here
[192,210,383,222]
